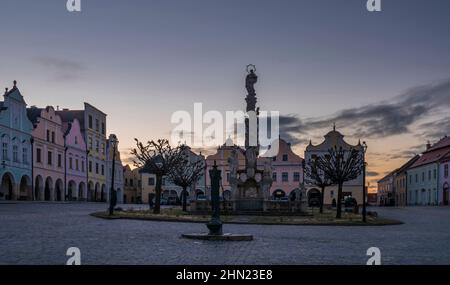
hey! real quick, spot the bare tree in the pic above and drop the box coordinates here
[314,146,363,219]
[305,157,333,214]
[131,139,184,214]
[167,146,205,212]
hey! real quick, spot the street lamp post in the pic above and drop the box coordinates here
[362,141,368,223]
[109,135,118,216]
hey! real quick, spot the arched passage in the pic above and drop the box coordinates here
[68,180,77,201]
[307,188,321,207]
[19,175,32,201]
[78,182,86,201]
[55,179,63,201]
[443,183,449,206]
[44,177,53,201]
[34,175,43,201]
[94,182,100,202]
[272,189,286,200]
[101,184,106,202]
[87,181,94,201]
[195,189,205,199]
[0,172,15,200]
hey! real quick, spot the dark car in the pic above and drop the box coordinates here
[308,198,321,207]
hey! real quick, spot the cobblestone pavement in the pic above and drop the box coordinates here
[0,202,449,265]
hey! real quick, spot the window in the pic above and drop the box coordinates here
[148,177,155,186]
[47,151,52,165]
[76,159,79,171]
[433,169,437,180]
[272,172,277,182]
[13,145,19,162]
[101,143,105,154]
[75,136,78,145]
[101,122,105,135]
[95,163,99,174]
[428,170,431,181]
[282,172,288,182]
[293,172,300,182]
[101,164,104,176]
[138,180,141,187]
[2,142,8,160]
[36,148,41,163]
[272,157,276,161]
[69,157,73,169]
[58,154,62,168]
[89,161,92,173]
[96,140,99,153]
[95,119,99,132]
[125,178,128,186]
[226,172,230,182]
[51,132,55,143]
[46,130,50,142]
[89,137,93,150]
[130,179,134,187]
[22,148,28,164]
[415,174,418,183]
[81,161,85,172]
[422,172,425,182]
[445,164,449,178]
[162,178,166,185]
[88,115,93,129]
[282,154,288,162]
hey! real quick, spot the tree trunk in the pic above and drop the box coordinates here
[336,182,343,219]
[320,186,325,214]
[182,186,188,212]
[154,175,162,214]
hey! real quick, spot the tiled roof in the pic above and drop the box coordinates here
[426,136,450,152]
[56,110,85,128]
[410,147,450,169]
[26,107,44,125]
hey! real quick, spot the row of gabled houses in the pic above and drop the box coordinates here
[377,137,450,206]
[123,127,367,207]
[0,81,125,203]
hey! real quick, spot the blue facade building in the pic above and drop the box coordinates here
[0,81,34,200]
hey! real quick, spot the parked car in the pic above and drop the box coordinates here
[197,195,207,201]
[167,197,177,205]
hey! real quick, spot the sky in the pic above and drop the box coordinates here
[1,0,450,192]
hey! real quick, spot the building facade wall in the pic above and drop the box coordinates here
[407,163,439,205]
[395,172,408,206]
[29,106,65,201]
[83,103,107,202]
[63,118,87,201]
[439,154,450,206]
[0,84,33,201]
[305,129,364,205]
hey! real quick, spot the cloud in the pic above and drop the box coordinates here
[367,171,380,177]
[277,78,450,144]
[34,56,86,81]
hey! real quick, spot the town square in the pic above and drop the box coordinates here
[0,0,450,270]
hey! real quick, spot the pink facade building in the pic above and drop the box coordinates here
[27,106,65,201]
[205,138,304,200]
[269,138,304,199]
[62,118,87,201]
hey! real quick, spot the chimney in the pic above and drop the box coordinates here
[426,141,431,150]
[4,88,8,95]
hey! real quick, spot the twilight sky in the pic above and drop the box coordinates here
[1,0,450,192]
